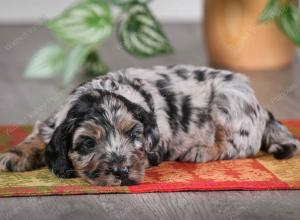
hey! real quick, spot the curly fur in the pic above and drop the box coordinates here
[0,65,299,185]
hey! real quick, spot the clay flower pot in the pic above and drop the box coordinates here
[203,0,296,71]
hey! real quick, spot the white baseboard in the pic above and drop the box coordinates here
[0,0,203,24]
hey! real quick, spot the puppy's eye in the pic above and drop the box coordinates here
[81,137,96,149]
[75,136,96,155]
[129,133,138,141]
[126,123,143,141]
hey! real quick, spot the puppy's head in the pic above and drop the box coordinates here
[69,111,147,186]
[45,90,158,186]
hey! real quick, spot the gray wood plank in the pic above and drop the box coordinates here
[0,191,300,220]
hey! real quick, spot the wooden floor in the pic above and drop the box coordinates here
[0,24,300,220]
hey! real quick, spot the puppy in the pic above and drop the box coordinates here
[0,65,299,186]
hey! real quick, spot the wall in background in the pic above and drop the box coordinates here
[0,0,203,24]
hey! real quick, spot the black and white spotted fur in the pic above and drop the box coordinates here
[0,65,299,185]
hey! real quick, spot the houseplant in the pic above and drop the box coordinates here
[24,0,173,84]
[203,0,299,71]
[260,0,300,46]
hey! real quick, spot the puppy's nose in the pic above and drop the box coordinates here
[112,167,128,178]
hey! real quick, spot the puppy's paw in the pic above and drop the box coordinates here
[0,151,23,172]
[147,152,160,167]
[0,146,45,172]
[270,143,297,160]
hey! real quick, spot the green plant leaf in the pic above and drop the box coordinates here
[84,51,108,76]
[118,3,173,58]
[47,0,112,45]
[24,44,65,78]
[275,4,300,47]
[259,0,285,22]
[63,45,91,85]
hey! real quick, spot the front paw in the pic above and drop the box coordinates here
[0,152,22,171]
[49,165,77,178]
[147,152,160,167]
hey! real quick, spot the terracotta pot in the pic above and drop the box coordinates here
[203,0,296,71]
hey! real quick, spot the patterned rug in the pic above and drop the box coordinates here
[0,120,300,197]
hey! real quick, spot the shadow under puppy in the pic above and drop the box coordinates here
[0,65,299,186]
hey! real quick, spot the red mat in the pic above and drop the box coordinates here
[0,120,300,197]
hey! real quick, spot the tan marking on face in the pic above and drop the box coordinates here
[115,113,135,133]
[70,154,123,186]
[127,150,147,183]
[80,121,105,141]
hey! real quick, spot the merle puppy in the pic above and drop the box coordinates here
[0,65,299,186]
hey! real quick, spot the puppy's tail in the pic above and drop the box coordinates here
[261,111,300,159]
[0,121,46,172]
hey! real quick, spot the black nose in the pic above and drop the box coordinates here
[112,167,129,178]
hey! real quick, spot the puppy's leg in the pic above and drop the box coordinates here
[147,151,163,167]
[146,140,170,167]
[178,144,226,163]
[147,136,226,165]
[261,111,300,159]
[0,121,48,172]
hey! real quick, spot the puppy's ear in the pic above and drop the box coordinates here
[134,109,160,151]
[45,119,77,178]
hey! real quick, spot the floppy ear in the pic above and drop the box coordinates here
[45,119,77,178]
[133,108,160,151]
